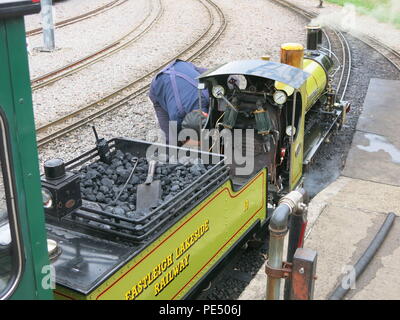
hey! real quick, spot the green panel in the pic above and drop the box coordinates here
[0,17,53,300]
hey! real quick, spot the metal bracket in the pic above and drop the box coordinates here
[290,248,318,300]
[265,261,292,279]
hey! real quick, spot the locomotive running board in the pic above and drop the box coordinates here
[303,110,342,166]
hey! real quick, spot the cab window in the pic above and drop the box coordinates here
[0,110,23,299]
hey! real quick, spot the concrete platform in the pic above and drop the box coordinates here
[343,79,400,186]
[239,79,400,300]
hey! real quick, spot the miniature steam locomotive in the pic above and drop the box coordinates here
[37,26,349,300]
[0,3,348,300]
[198,26,349,203]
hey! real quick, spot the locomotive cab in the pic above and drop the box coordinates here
[198,46,349,203]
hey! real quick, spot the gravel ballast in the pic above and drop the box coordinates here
[28,0,149,78]
[288,0,400,52]
[32,0,208,128]
[24,0,115,32]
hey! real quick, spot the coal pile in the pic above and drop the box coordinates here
[79,150,212,219]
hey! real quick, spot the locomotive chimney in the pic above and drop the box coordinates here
[306,25,322,50]
[280,43,304,69]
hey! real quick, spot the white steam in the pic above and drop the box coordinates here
[367,0,400,25]
[310,1,400,35]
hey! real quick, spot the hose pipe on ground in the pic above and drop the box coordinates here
[329,212,396,300]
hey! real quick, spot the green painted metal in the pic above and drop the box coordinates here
[0,16,53,300]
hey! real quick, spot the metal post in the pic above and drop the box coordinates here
[318,1,324,8]
[266,205,290,300]
[41,0,55,51]
[284,200,308,299]
[290,248,318,300]
[265,189,307,300]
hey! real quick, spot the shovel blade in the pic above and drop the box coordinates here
[136,180,162,212]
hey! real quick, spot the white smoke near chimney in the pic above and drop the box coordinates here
[310,1,399,35]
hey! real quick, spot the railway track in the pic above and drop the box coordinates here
[358,34,400,72]
[36,0,227,148]
[272,0,352,100]
[196,1,356,300]
[272,0,400,73]
[26,0,127,37]
[31,0,163,90]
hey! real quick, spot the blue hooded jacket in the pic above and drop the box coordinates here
[149,60,209,139]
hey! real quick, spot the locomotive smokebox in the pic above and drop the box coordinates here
[306,25,322,50]
[280,43,304,69]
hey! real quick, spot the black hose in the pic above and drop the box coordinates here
[329,212,396,300]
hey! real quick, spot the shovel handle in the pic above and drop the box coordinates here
[145,160,157,184]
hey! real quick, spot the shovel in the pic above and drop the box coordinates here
[136,160,162,212]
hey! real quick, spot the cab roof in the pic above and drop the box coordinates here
[198,59,311,89]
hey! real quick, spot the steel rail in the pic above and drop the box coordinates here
[36,0,227,148]
[26,0,127,37]
[272,0,400,73]
[356,34,400,72]
[336,30,352,101]
[272,0,353,100]
[31,0,163,90]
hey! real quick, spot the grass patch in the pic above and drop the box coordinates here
[324,0,400,28]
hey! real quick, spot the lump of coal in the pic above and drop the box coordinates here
[101,177,113,187]
[170,185,180,192]
[190,164,203,176]
[113,207,125,216]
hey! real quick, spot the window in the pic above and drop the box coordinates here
[0,109,23,299]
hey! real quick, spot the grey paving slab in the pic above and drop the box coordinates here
[343,79,400,186]
[343,131,400,186]
[357,78,400,143]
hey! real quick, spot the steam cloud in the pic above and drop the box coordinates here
[310,1,399,35]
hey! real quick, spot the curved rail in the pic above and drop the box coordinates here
[273,0,400,73]
[36,0,227,148]
[26,0,127,37]
[272,0,352,100]
[31,0,163,90]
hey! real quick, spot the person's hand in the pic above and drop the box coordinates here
[182,139,200,149]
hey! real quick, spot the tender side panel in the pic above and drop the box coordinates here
[69,170,266,300]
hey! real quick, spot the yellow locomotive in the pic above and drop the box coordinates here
[0,3,348,300]
[43,26,348,300]
[199,26,349,203]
